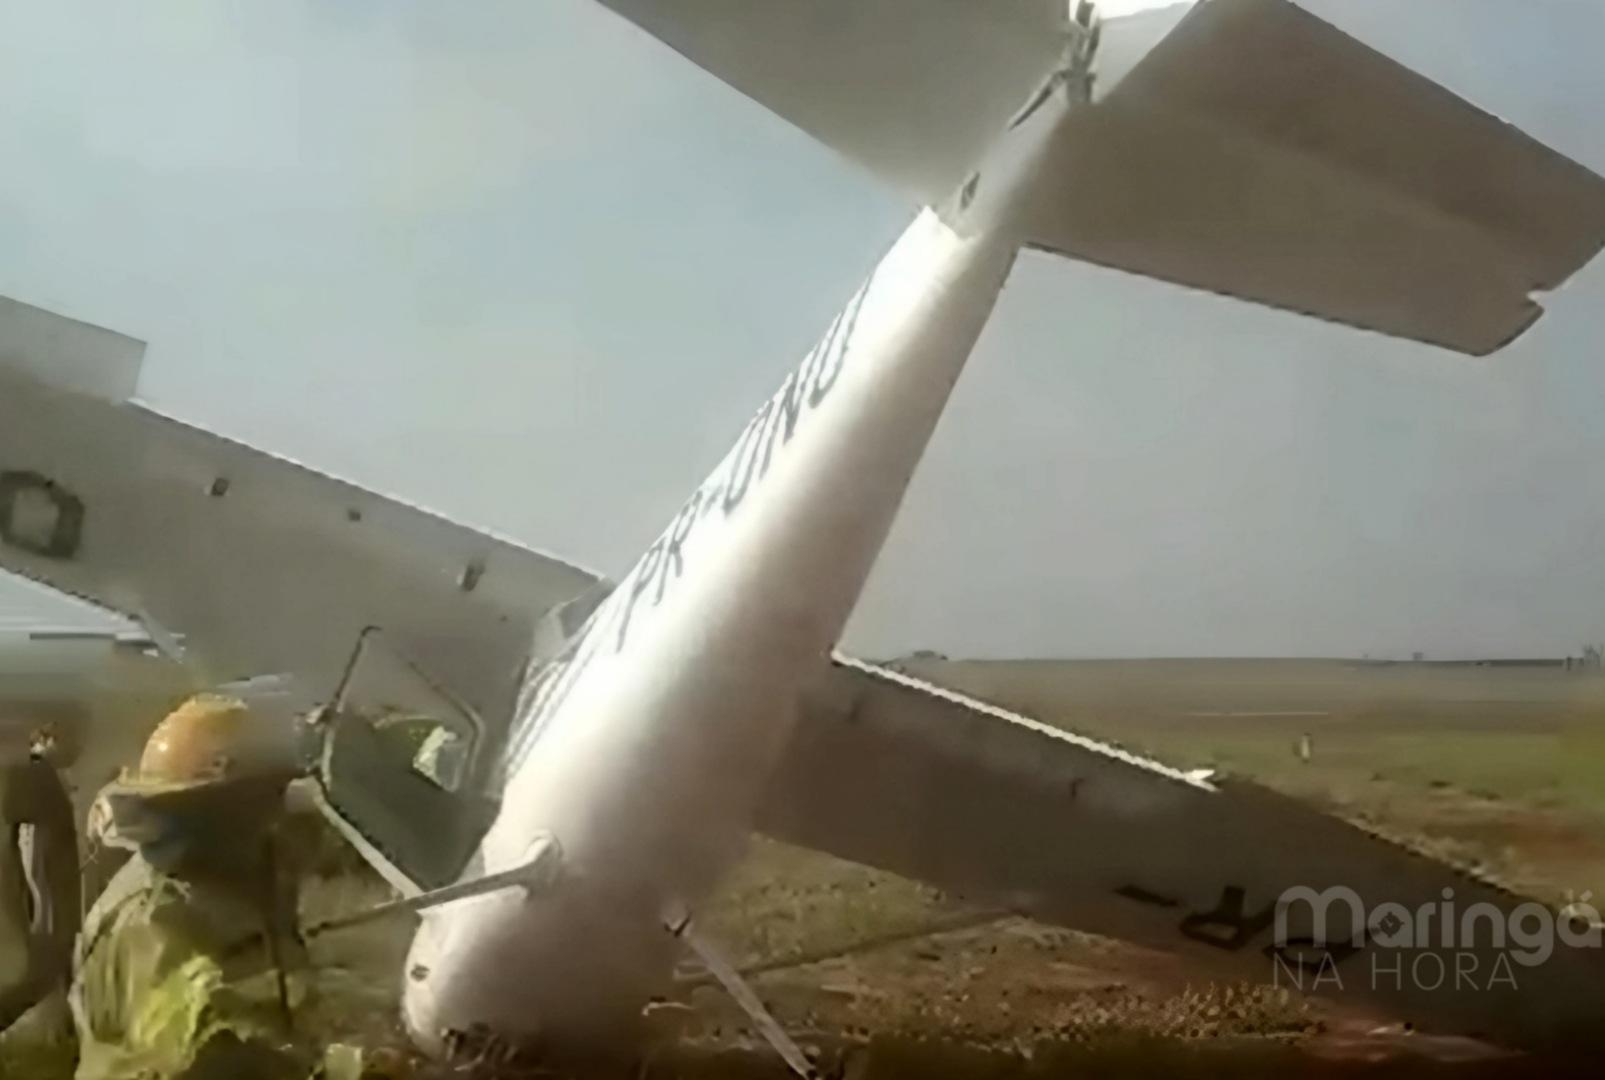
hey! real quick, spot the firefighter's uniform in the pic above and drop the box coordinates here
[70,695,312,1080]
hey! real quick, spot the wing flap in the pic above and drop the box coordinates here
[759,656,1605,1050]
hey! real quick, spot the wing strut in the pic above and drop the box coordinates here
[665,908,818,1080]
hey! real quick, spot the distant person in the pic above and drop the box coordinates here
[71,694,313,1080]
[0,723,81,1036]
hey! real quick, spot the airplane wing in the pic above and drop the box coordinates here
[0,298,600,724]
[593,0,1605,355]
[757,655,1605,1051]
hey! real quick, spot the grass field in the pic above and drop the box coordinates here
[5,657,1605,1076]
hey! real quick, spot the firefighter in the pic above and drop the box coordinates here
[0,722,81,1035]
[70,694,312,1080]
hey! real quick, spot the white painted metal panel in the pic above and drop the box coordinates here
[594,0,1605,354]
[761,657,1605,1050]
[0,295,144,402]
[1029,0,1605,354]
[0,371,599,724]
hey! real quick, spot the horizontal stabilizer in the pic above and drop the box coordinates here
[595,0,1605,354]
[1033,0,1605,354]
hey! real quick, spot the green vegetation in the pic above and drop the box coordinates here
[8,659,1603,1076]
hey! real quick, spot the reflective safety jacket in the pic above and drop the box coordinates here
[70,858,312,1080]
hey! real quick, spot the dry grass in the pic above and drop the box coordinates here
[9,659,1605,1077]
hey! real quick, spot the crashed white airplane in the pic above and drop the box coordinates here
[5,0,1605,1066]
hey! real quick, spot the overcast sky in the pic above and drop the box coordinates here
[2,0,1604,660]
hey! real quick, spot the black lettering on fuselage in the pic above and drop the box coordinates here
[615,539,665,651]
[600,268,873,662]
[760,370,805,475]
[809,282,866,407]
[655,493,700,603]
[722,401,773,514]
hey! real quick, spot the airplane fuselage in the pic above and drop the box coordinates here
[399,70,1080,1057]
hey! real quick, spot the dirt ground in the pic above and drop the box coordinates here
[5,657,1605,1077]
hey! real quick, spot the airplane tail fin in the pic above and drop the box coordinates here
[1027,0,1605,355]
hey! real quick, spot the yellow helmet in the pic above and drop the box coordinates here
[133,694,275,789]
